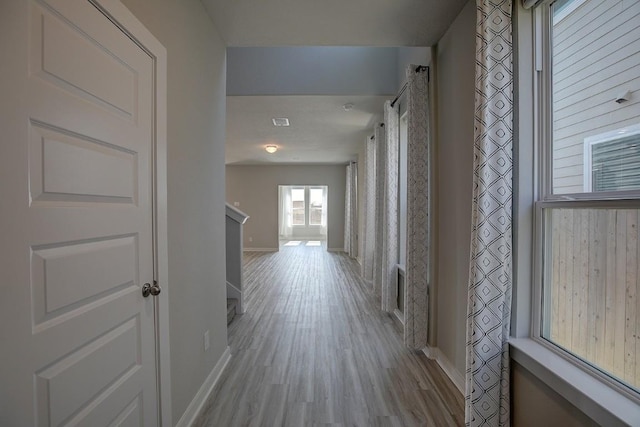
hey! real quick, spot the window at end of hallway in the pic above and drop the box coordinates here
[309,187,324,226]
[291,187,305,225]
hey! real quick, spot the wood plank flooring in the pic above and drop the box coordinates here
[194,243,464,426]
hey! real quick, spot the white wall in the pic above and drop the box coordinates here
[434,0,476,378]
[119,1,228,424]
[226,165,346,250]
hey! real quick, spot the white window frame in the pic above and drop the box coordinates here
[510,2,640,426]
[288,185,327,227]
[307,186,326,227]
[290,186,306,226]
[536,0,640,398]
[551,0,586,24]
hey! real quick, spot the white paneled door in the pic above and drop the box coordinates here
[0,1,161,425]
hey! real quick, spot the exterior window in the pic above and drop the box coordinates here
[309,187,324,225]
[551,0,586,23]
[291,188,305,225]
[584,126,640,192]
[537,0,640,394]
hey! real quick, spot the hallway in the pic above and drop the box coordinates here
[195,245,464,426]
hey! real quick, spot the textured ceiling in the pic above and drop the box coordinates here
[201,0,468,47]
[226,96,392,165]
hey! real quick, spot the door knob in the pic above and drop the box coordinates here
[142,281,161,297]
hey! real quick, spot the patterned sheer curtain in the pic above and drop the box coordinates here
[372,123,386,297]
[404,65,430,349]
[361,136,377,282]
[278,185,293,239]
[344,162,358,257]
[321,186,328,235]
[381,101,400,312]
[465,1,513,426]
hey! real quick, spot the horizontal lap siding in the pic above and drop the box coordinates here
[552,0,640,194]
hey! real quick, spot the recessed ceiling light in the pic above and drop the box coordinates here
[265,145,278,154]
[272,118,289,127]
[343,103,354,111]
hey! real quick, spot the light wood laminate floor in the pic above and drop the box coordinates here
[195,243,464,426]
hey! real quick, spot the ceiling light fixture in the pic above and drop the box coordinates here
[343,102,354,111]
[265,145,278,154]
[272,118,290,127]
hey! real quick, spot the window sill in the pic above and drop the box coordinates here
[510,338,640,427]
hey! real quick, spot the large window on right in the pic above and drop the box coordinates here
[538,0,640,394]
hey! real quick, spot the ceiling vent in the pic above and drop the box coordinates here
[272,118,290,127]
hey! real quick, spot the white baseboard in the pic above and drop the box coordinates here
[393,309,404,325]
[327,248,345,252]
[422,345,465,395]
[175,346,231,427]
[243,247,278,252]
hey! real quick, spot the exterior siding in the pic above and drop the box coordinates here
[552,0,640,194]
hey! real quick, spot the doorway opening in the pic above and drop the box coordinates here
[278,185,328,248]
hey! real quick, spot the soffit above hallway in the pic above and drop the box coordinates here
[225,47,431,165]
[200,0,468,46]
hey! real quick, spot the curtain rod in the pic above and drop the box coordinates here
[390,65,429,108]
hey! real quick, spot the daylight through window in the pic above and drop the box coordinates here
[537,0,640,394]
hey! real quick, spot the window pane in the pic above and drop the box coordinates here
[552,0,574,18]
[291,188,305,225]
[542,207,640,391]
[591,134,640,192]
[551,0,640,195]
[309,188,323,225]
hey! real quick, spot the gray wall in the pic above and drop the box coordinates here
[396,47,431,91]
[434,0,475,379]
[227,47,399,96]
[512,362,599,427]
[120,1,228,424]
[226,165,346,250]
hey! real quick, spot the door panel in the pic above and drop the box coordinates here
[35,318,141,426]
[31,235,137,321]
[39,10,137,118]
[30,123,138,203]
[0,0,158,425]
